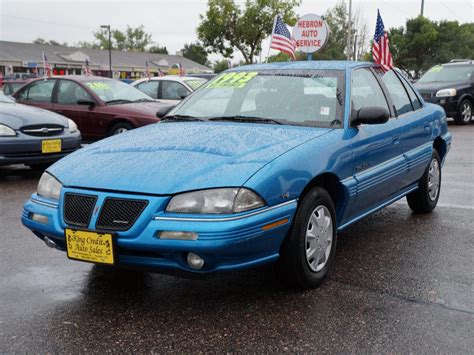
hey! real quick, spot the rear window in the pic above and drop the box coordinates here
[184,79,206,90]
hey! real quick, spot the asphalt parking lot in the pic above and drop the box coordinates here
[0,123,473,353]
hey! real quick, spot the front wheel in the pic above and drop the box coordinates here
[277,187,337,289]
[407,150,441,213]
[109,122,133,136]
[454,99,472,125]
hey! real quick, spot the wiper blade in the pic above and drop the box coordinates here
[133,98,155,102]
[106,99,133,104]
[208,115,284,125]
[161,115,205,122]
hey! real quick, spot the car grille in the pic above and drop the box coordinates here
[420,93,433,101]
[96,198,148,231]
[21,124,64,137]
[63,193,97,227]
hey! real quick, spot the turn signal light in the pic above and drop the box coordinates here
[158,231,198,240]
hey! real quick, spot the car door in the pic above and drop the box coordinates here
[135,80,159,99]
[380,69,433,189]
[52,79,98,135]
[347,67,404,216]
[15,79,57,111]
[158,80,190,105]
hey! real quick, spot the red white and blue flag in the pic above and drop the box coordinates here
[145,59,151,79]
[42,51,51,78]
[372,10,393,71]
[270,15,297,60]
[84,59,92,76]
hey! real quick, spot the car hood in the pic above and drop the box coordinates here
[50,122,330,195]
[101,101,164,118]
[0,102,67,129]
[414,80,470,92]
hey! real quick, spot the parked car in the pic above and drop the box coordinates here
[22,61,451,289]
[2,79,30,96]
[415,60,474,124]
[0,92,81,168]
[13,76,163,140]
[131,76,207,105]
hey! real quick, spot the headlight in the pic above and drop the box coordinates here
[37,172,62,200]
[0,124,16,137]
[68,119,78,133]
[436,88,457,97]
[166,188,265,214]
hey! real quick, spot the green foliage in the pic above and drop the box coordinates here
[149,45,168,54]
[198,0,301,64]
[182,42,208,66]
[213,60,229,73]
[93,25,152,52]
[389,17,474,77]
[32,38,67,46]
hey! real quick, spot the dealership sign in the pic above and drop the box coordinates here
[292,14,329,53]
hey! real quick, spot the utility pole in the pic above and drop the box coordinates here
[346,0,352,60]
[421,0,425,16]
[101,25,112,78]
[353,34,358,61]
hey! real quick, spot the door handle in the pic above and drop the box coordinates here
[392,135,401,145]
[424,123,432,134]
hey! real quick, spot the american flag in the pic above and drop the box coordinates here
[42,51,51,78]
[372,10,393,71]
[84,59,92,76]
[270,15,296,60]
[145,59,151,79]
[178,62,185,77]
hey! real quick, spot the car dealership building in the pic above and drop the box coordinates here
[0,40,212,79]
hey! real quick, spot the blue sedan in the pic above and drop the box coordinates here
[21,61,452,289]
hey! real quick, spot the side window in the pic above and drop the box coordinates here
[351,68,389,113]
[398,75,422,111]
[161,81,189,100]
[18,80,56,102]
[137,81,159,99]
[380,70,413,116]
[57,80,92,104]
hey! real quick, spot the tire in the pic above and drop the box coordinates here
[27,163,50,171]
[276,187,337,289]
[407,150,441,214]
[109,122,133,136]
[454,99,472,125]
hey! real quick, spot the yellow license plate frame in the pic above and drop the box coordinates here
[42,139,62,154]
[65,229,115,265]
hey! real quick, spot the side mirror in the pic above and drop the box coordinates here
[180,92,190,99]
[352,106,390,125]
[77,99,96,107]
[156,104,175,118]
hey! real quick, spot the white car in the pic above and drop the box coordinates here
[131,76,207,105]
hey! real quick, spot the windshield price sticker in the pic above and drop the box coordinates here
[430,65,443,73]
[208,71,258,89]
[86,82,111,90]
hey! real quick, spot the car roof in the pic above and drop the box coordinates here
[230,60,373,72]
[442,61,474,67]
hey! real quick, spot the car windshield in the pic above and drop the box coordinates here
[184,79,207,90]
[84,79,153,104]
[418,65,473,83]
[0,92,14,103]
[170,69,344,128]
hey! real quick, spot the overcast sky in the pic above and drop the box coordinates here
[0,0,472,63]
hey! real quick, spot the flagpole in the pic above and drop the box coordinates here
[265,15,278,63]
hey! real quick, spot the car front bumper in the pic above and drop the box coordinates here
[21,188,297,274]
[0,134,81,166]
[422,95,461,117]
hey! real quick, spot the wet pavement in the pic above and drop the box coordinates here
[1,124,473,353]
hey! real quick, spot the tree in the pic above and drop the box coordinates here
[181,42,208,66]
[93,25,152,52]
[213,60,229,73]
[149,44,168,54]
[32,38,68,46]
[198,0,300,64]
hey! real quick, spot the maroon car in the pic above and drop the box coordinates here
[13,76,163,140]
